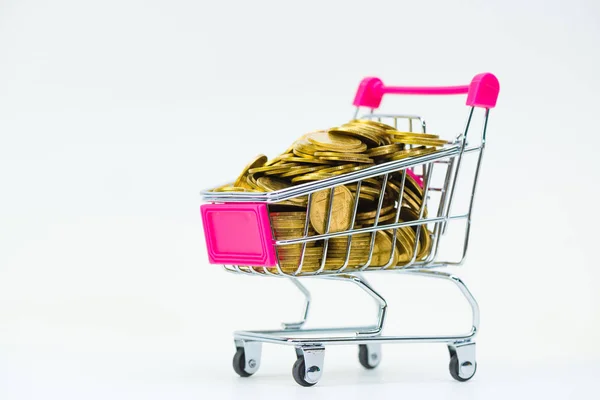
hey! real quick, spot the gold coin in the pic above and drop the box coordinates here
[398,208,432,260]
[369,231,400,267]
[355,211,398,226]
[343,122,390,143]
[388,147,438,161]
[277,246,324,257]
[316,164,358,174]
[262,163,300,176]
[318,155,374,164]
[390,136,449,147]
[311,142,368,153]
[314,151,371,159]
[235,155,268,187]
[387,179,423,207]
[355,191,377,203]
[272,221,307,230]
[256,176,290,192]
[249,164,292,175]
[328,126,380,147]
[292,147,318,159]
[356,204,395,219]
[386,130,441,139]
[291,173,334,183]
[393,228,417,265]
[265,153,298,166]
[362,178,383,187]
[293,139,319,155]
[367,144,404,158]
[347,184,383,198]
[405,174,424,196]
[245,174,262,190]
[328,164,373,176]
[278,165,329,178]
[276,156,335,165]
[270,211,307,220]
[290,165,371,183]
[309,186,354,234]
[212,185,258,193]
[306,131,364,150]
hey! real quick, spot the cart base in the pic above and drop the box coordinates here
[230,270,480,386]
[233,335,477,386]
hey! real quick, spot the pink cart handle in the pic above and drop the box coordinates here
[353,72,499,109]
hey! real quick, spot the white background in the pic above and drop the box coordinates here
[1,0,599,399]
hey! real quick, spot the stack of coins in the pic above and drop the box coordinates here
[212,119,449,273]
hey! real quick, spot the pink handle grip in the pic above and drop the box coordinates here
[353,73,499,109]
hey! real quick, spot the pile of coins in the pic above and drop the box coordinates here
[213,119,448,273]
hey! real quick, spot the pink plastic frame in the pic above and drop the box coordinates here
[200,203,277,266]
[353,73,499,109]
[201,73,498,266]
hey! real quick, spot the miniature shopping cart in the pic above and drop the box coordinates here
[200,73,499,386]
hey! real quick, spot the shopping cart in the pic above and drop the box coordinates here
[200,73,499,386]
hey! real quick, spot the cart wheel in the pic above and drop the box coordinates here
[449,354,476,382]
[358,344,381,369]
[292,356,317,387]
[232,348,253,378]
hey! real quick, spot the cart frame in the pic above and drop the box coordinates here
[200,73,499,386]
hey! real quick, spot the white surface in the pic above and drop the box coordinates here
[1,0,599,398]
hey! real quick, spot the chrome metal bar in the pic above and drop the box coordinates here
[405,162,434,268]
[233,331,476,346]
[232,269,478,346]
[448,109,489,266]
[293,192,314,276]
[379,169,406,270]
[309,187,336,276]
[328,274,387,336]
[335,180,362,273]
[276,214,470,245]
[281,279,312,330]
[426,155,456,263]
[442,107,474,234]
[358,174,389,271]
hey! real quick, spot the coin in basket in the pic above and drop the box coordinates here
[390,227,416,266]
[278,165,329,178]
[351,119,396,131]
[306,131,364,151]
[342,121,390,143]
[234,154,268,188]
[255,176,290,192]
[358,231,399,268]
[248,164,294,176]
[390,136,449,147]
[279,156,335,165]
[270,211,307,220]
[328,126,380,147]
[309,186,354,234]
[399,208,432,260]
[404,173,424,198]
[355,204,396,220]
[316,163,358,174]
[316,154,375,164]
[271,220,307,230]
[388,146,438,161]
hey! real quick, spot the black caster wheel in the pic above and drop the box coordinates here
[449,354,476,382]
[292,357,317,387]
[358,345,378,369]
[233,348,253,378]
